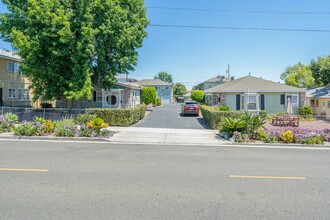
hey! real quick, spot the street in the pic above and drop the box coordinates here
[1,140,330,219]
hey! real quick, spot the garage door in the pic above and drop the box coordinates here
[161,95,171,104]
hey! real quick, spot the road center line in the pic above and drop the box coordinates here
[0,168,49,172]
[229,175,306,180]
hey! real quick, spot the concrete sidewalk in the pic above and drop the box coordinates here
[107,127,231,145]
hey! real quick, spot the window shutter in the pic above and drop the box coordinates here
[280,94,285,105]
[236,94,241,110]
[260,94,265,110]
[93,91,97,102]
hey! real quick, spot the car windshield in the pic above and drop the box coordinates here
[185,102,197,106]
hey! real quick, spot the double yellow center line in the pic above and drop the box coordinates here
[230,175,306,180]
[0,168,48,172]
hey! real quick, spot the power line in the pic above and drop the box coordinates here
[148,6,330,15]
[150,24,330,33]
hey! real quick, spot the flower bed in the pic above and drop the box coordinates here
[0,113,113,139]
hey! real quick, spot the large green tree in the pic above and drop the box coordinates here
[154,71,173,83]
[280,62,315,88]
[0,0,148,104]
[310,55,330,87]
[173,83,186,95]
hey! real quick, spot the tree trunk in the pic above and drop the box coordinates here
[60,96,67,109]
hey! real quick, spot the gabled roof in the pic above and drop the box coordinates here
[116,82,142,90]
[306,87,330,98]
[136,79,172,86]
[204,76,305,93]
[0,49,21,61]
[194,75,228,88]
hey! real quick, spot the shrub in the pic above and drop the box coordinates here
[42,120,55,134]
[13,122,42,136]
[219,105,230,111]
[191,90,204,103]
[242,112,267,135]
[78,124,96,137]
[87,117,109,134]
[156,98,162,106]
[76,113,96,124]
[302,136,323,145]
[141,87,157,105]
[259,110,268,119]
[257,130,267,141]
[280,130,294,143]
[33,116,46,124]
[0,114,15,132]
[54,117,77,137]
[86,104,146,126]
[299,106,313,117]
[220,117,246,135]
[200,105,243,129]
[4,112,19,122]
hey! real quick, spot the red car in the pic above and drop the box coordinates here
[181,100,200,116]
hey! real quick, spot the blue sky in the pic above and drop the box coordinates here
[1,0,330,89]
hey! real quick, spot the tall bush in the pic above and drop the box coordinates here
[141,87,157,105]
[299,106,313,117]
[191,90,204,103]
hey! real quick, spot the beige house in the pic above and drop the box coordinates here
[0,49,34,107]
[306,87,330,119]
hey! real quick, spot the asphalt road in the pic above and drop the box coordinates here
[132,104,208,129]
[1,140,330,219]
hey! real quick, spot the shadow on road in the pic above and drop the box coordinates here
[197,118,211,129]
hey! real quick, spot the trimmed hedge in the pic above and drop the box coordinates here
[86,104,147,126]
[200,105,243,129]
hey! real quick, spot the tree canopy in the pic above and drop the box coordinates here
[280,62,315,88]
[310,55,330,87]
[154,71,173,83]
[0,0,148,102]
[173,83,186,95]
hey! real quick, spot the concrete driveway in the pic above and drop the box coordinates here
[109,104,229,145]
[132,104,207,129]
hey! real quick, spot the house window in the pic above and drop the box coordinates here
[287,95,298,105]
[241,94,258,110]
[96,91,102,101]
[14,63,20,74]
[166,87,169,90]
[8,88,16,98]
[310,100,315,107]
[328,101,330,108]
[18,89,29,101]
[247,95,257,110]
[7,62,15,72]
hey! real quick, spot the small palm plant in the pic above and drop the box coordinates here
[86,117,109,135]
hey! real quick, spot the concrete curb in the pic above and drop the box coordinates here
[0,133,111,142]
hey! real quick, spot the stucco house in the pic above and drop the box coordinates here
[0,49,34,107]
[193,75,229,91]
[204,75,306,115]
[306,87,330,118]
[57,76,142,109]
[136,79,174,104]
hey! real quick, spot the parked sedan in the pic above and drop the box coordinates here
[181,100,200,116]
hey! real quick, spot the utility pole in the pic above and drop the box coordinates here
[226,64,230,80]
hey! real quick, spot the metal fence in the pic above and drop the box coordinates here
[1,107,85,122]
